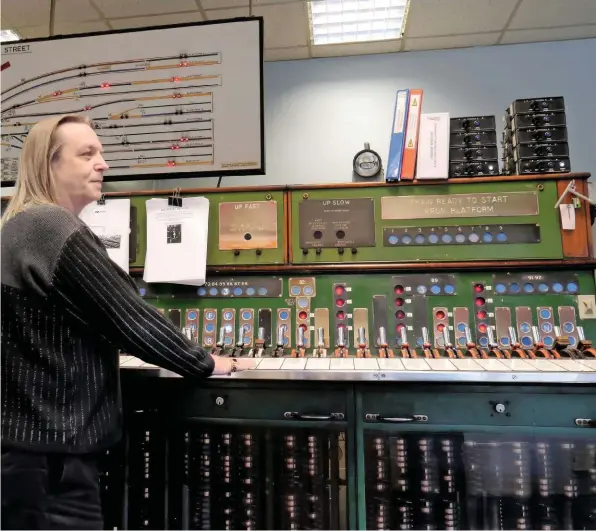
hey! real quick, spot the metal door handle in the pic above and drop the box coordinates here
[365,414,428,423]
[284,412,345,421]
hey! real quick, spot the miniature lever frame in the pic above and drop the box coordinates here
[554,179,596,208]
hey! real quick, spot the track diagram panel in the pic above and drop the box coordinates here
[1,18,264,185]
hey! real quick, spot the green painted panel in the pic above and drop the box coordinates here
[138,270,596,352]
[290,180,563,264]
[130,190,285,267]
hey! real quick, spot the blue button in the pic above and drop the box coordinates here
[430,285,441,295]
[479,337,489,347]
[444,284,455,295]
[416,285,427,294]
[139,288,147,296]
[205,323,214,333]
[221,288,231,296]
[543,336,554,347]
[501,337,510,346]
[523,283,534,293]
[197,287,207,296]
[457,323,466,333]
[569,337,576,346]
[241,311,252,320]
[303,286,314,296]
[402,235,412,244]
[521,336,533,347]
[297,298,309,308]
[442,234,453,243]
[209,287,218,296]
[279,311,289,320]
[567,282,578,293]
[510,283,520,294]
[483,232,493,243]
[469,233,480,243]
[257,287,267,296]
[223,311,233,320]
[457,337,466,346]
[205,311,215,320]
[428,234,439,244]
[553,282,563,293]
[388,235,399,245]
[224,337,232,345]
[497,232,507,242]
[188,311,197,320]
[246,287,255,296]
[495,283,507,294]
[416,337,424,346]
[541,323,553,334]
[563,322,574,334]
[415,234,425,244]
[520,323,531,334]
[539,308,551,319]
[290,286,301,296]
[455,234,466,243]
[233,287,243,296]
[538,283,549,293]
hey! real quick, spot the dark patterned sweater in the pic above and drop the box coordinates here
[1,204,214,453]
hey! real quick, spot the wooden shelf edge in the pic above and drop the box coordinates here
[1,172,590,200]
[129,258,596,276]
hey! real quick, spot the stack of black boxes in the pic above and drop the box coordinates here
[502,97,570,175]
[449,116,500,177]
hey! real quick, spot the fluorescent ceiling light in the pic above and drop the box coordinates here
[0,29,21,42]
[307,0,410,46]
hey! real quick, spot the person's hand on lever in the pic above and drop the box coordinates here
[211,354,257,375]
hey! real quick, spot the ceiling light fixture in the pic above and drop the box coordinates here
[0,29,21,42]
[307,0,410,46]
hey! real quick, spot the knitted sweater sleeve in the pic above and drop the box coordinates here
[51,226,215,377]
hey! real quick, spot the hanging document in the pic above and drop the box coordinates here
[79,198,131,273]
[143,197,209,286]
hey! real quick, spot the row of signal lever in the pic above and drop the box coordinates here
[183,323,596,361]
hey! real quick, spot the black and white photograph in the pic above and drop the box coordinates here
[167,224,182,244]
[98,234,122,250]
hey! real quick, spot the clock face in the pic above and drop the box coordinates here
[354,150,381,178]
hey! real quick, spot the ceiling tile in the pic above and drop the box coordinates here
[204,7,250,19]
[93,0,198,19]
[404,32,500,51]
[110,11,204,29]
[55,0,101,23]
[253,2,308,48]
[1,0,50,27]
[264,46,309,61]
[311,39,401,58]
[405,0,518,37]
[53,19,110,34]
[501,24,596,44]
[14,25,50,39]
[509,0,596,29]
[201,0,248,8]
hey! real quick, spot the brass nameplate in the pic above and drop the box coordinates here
[381,191,539,220]
[219,201,278,250]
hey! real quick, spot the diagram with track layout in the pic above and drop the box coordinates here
[1,52,223,182]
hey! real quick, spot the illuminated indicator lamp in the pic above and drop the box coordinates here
[180,61,188,66]
[395,298,405,307]
[474,283,484,293]
[396,323,405,332]
[478,323,487,333]
[171,76,181,82]
[167,160,176,166]
[170,145,180,150]
[437,323,445,332]
[476,310,487,320]
[475,297,486,306]
[396,310,405,320]
[394,285,405,295]
[100,83,110,88]
[179,137,189,142]
[84,106,92,111]
[334,285,345,296]
[52,90,63,96]
[336,311,345,320]
[435,310,446,320]
[298,311,308,320]
[299,324,308,331]
[335,298,345,307]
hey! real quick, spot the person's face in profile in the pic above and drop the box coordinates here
[52,122,109,212]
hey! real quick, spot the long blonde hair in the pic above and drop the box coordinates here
[1,114,92,226]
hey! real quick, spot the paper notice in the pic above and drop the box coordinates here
[143,197,209,286]
[79,198,131,273]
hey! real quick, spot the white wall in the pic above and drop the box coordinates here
[2,37,595,195]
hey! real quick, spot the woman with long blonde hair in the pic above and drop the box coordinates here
[1,115,254,529]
